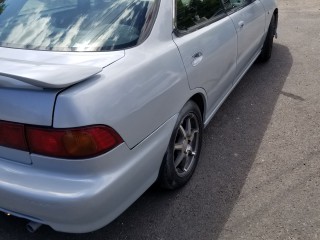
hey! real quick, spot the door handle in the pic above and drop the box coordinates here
[238,21,245,29]
[192,52,203,67]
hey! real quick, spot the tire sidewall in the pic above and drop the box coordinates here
[258,14,275,62]
[160,101,203,189]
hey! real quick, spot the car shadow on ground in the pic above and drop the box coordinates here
[0,43,292,240]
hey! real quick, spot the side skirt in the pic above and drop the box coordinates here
[203,48,262,128]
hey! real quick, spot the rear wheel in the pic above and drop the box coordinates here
[158,101,203,190]
[257,14,276,62]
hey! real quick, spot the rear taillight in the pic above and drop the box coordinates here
[0,121,123,159]
[0,121,28,151]
[26,126,123,158]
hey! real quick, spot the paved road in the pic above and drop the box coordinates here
[1,0,320,239]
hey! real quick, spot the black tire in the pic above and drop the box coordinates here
[158,101,203,190]
[257,15,276,63]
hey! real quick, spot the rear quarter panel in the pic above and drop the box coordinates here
[53,1,198,148]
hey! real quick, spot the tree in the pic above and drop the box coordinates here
[0,0,6,15]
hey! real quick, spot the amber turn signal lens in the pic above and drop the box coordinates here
[63,131,97,156]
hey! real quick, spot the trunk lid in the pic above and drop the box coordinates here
[0,87,58,164]
[0,47,124,164]
[0,47,125,123]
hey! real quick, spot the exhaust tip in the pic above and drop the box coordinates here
[26,221,42,233]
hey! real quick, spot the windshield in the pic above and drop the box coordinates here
[0,0,158,51]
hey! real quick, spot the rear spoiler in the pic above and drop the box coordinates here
[0,58,102,89]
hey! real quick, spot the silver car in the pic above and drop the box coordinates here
[0,0,278,233]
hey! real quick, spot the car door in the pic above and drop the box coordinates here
[173,0,238,118]
[222,0,266,80]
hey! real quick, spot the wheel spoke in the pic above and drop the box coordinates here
[174,153,185,168]
[189,129,199,142]
[183,155,193,172]
[186,117,192,136]
[179,125,187,138]
[174,143,183,151]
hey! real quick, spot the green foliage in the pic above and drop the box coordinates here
[0,0,6,15]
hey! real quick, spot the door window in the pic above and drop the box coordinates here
[176,0,225,31]
[221,0,252,12]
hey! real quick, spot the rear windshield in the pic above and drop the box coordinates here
[0,0,158,51]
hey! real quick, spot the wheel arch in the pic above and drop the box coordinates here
[189,93,206,122]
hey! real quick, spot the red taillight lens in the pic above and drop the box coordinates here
[26,126,123,159]
[0,121,28,151]
[0,120,123,159]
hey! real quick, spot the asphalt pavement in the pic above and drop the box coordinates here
[1,0,320,239]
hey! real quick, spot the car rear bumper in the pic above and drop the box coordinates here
[0,115,177,233]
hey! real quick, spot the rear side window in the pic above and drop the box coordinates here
[0,0,159,52]
[222,0,252,12]
[176,0,225,31]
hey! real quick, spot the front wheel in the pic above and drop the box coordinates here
[257,14,276,63]
[158,101,203,190]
